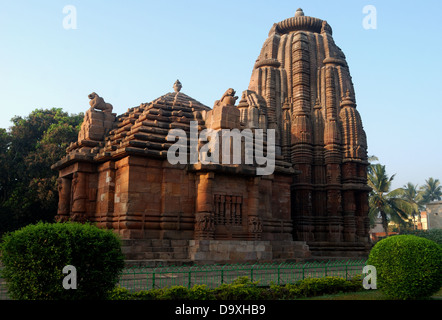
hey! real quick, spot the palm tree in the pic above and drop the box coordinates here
[420,178,442,204]
[368,164,414,236]
[400,182,425,230]
[367,155,379,176]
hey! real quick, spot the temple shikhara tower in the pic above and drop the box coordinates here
[53,9,371,264]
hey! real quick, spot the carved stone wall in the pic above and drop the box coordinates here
[247,9,371,255]
[53,9,371,261]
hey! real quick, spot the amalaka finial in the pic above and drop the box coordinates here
[340,89,356,107]
[295,8,304,17]
[173,80,182,93]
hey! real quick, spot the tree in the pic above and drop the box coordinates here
[368,163,414,236]
[0,108,83,235]
[399,182,425,230]
[420,178,442,204]
[367,155,379,176]
[0,128,11,203]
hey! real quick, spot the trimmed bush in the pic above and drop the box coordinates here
[188,284,216,300]
[161,286,190,300]
[296,276,362,297]
[401,229,442,246]
[0,222,125,300]
[107,286,131,300]
[108,276,363,300]
[367,235,442,300]
[213,277,266,300]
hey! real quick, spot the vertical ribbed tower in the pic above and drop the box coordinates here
[248,9,371,256]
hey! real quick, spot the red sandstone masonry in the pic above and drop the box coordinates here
[52,8,371,261]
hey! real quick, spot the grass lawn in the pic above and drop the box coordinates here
[302,288,442,300]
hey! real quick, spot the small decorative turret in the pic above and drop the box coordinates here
[340,90,356,108]
[295,8,304,17]
[173,80,182,93]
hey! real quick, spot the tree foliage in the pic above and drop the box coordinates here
[367,156,441,236]
[0,108,83,235]
[367,163,415,234]
[0,222,125,300]
[367,235,442,300]
[420,178,442,204]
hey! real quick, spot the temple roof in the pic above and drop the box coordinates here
[52,86,211,169]
[274,8,333,35]
[95,90,210,161]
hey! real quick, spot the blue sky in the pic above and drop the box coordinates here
[1,0,441,190]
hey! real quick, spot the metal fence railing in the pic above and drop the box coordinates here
[0,259,367,299]
[118,259,367,292]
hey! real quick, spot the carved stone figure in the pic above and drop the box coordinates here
[214,88,238,107]
[57,177,71,218]
[195,212,215,240]
[88,92,113,113]
[248,216,262,234]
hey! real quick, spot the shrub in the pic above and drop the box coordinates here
[188,284,216,300]
[108,286,131,300]
[367,235,442,300]
[107,276,364,300]
[161,286,190,300]
[131,288,165,300]
[213,277,265,300]
[0,222,125,300]
[268,283,291,300]
[296,276,363,297]
[283,283,301,299]
[401,229,442,246]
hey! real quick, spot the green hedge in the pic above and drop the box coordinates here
[108,276,364,300]
[367,235,442,300]
[400,229,442,246]
[0,222,125,300]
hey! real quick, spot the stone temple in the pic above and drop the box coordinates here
[52,9,371,264]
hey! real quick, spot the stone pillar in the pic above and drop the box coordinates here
[342,190,356,242]
[247,177,260,216]
[356,191,370,244]
[324,118,343,242]
[195,172,215,239]
[291,113,314,242]
[56,177,71,222]
[71,172,88,222]
[282,101,291,162]
[99,162,116,229]
[247,177,262,239]
[325,164,343,242]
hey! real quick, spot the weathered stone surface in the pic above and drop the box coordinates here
[77,104,116,142]
[247,8,370,256]
[53,9,371,262]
